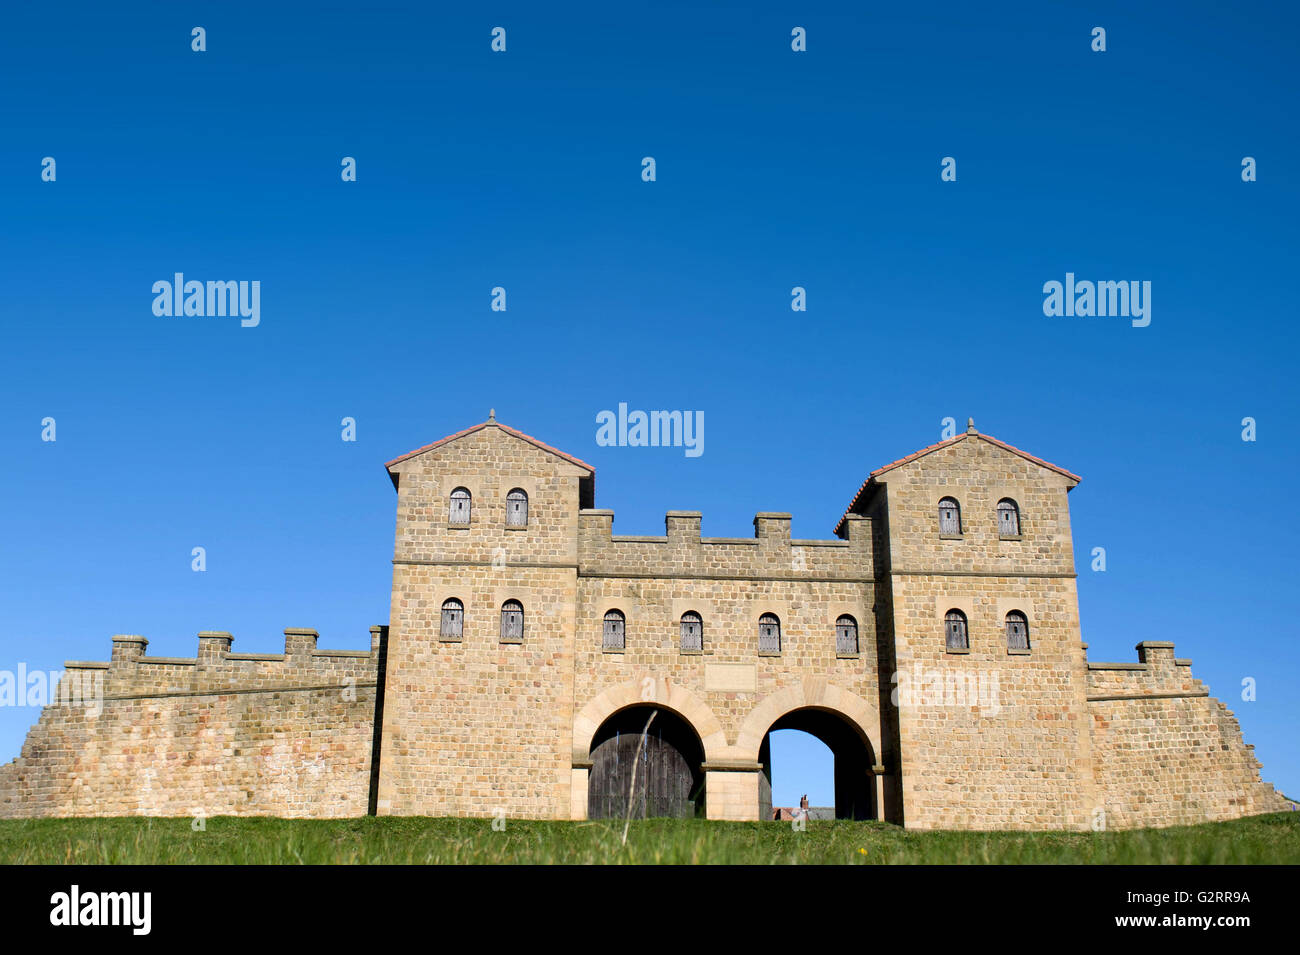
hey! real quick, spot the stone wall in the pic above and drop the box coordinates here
[889,572,1096,829]
[0,628,383,819]
[1086,641,1288,828]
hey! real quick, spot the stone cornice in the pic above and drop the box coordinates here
[1086,691,1211,703]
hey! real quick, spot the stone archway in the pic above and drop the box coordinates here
[587,706,706,819]
[736,682,883,821]
[759,708,875,819]
[570,677,726,820]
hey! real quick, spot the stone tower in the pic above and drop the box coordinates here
[375,416,594,816]
[837,419,1097,829]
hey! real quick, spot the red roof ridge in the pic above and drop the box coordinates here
[833,431,1080,535]
[385,420,595,473]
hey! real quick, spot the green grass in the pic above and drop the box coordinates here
[0,812,1296,864]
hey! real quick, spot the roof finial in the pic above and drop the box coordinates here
[966,417,977,434]
[489,408,496,422]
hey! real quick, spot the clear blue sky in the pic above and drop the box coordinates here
[1,2,1296,807]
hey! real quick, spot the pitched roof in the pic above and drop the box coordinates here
[384,419,595,476]
[833,429,1081,535]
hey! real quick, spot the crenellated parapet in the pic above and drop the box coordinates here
[1,624,389,820]
[64,626,387,699]
[1085,641,1202,700]
[577,508,873,580]
[1084,640,1289,826]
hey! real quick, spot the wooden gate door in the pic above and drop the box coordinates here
[587,725,699,819]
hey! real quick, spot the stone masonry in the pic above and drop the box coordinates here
[0,629,383,818]
[0,415,1288,829]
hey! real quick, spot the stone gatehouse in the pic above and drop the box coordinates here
[0,416,1287,829]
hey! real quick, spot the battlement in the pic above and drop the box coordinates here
[1085,640,1288,827]
[67,626,387,698]
[1085,640,1201,700]
[2,625,388,820]
[576,509,872,580]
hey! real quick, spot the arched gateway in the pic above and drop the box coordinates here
[758,708,875,820]
[572,679,882,822]
[587,706,705,819]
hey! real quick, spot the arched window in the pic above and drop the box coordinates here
[997,498,1020,537]
[1006,610,1029,651]
[758,613,781,653]
[938,497,961,535]
[501,600,523,642]
[835,614,859,654]
[944,609,968,651]
[506,488,528,527]
[449,487,472,525]
[603,609,625,650]
[680,611,703,652]
[440,598,464,640]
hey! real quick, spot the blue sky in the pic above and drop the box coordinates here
[1,2,1296,807]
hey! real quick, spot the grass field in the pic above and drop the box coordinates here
[0,811,1297,864]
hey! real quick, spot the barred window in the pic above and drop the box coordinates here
[1006,610,1029,651]
[603,609,625,650]
[501,600,524,642]
[506,488,528,527]
[449,487,472,525]
[835,614,859,654]
[997,498,1020,537]
[938,497,961,535]
[758,613,781,653]
[440,598,464,640]
[680,611,703,652]
[945,609,969,651]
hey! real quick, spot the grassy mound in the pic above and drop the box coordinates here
[1,811,1296,864]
